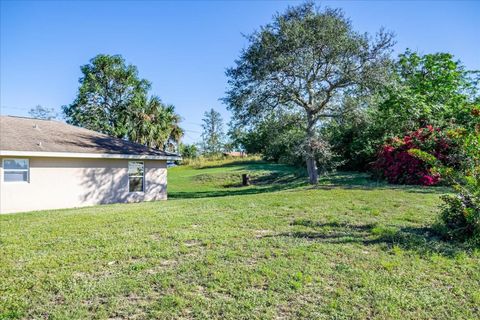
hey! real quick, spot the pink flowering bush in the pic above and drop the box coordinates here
[372,126,457,186]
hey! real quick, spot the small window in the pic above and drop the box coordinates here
[128,161,144,192]
[3,159,29,182]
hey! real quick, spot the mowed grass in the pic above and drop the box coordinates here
[1,160,479,319]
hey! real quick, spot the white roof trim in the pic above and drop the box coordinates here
[0,150,181,161]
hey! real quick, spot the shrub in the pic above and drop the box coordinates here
[440,193,479,243]
[179,143,199,159]
[410,126,480,244]
[295,137,343,174]
[372,126,458,185]
[439,131,479,243]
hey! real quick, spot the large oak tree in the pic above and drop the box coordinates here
[224,3,394,183]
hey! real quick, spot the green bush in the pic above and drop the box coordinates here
[410,127,480,245]
[439,131,480,244]
[179,143,199,159]
[440,193,479,243]
[230,110,307,166]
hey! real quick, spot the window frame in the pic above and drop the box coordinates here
[2,158,30,183]
[128,161,145,193]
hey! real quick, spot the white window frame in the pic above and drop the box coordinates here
[128,161,144,193]
[2,158,30,183]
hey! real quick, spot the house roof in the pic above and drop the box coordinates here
[0,116,180,160]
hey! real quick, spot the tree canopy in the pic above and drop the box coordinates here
[377,50,480,132]
[63,54,150,138]
[201,108,225,155]
[63,54,183,150]
[29,105,58,120]
[128,96,184,151]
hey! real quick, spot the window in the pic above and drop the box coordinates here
[128,161,144,192]
[3,159,29,182]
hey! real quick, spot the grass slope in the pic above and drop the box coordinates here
[1,160,479,319]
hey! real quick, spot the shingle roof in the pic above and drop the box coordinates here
[0,116,179,159]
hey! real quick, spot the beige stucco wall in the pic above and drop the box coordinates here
[0,157,167,214]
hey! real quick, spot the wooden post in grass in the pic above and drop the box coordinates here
[242,174,250,186]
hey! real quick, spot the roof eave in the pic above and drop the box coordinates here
[0,150,182,161]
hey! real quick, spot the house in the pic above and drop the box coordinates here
[0,116,181,214]
[222,151,247,158]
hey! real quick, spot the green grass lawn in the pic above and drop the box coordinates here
[1,159,479,319]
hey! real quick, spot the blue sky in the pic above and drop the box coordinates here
[1,0,479,143]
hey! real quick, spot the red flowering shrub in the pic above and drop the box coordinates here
[372,126,457,185]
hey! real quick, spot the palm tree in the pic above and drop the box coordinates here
[128,96,184,151]
[162,104,184,152]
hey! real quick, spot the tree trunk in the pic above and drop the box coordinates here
[242,174,250,186]
[306,113,319,184]
[306,156,318,184]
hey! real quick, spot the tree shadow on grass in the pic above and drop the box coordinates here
[197,160,308,176]
[315,172,451,195]
[170,167,450,200]
[170,172,308,199]
[197,161,448,196]
[266,220,472,257]
[196,160,277,170]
